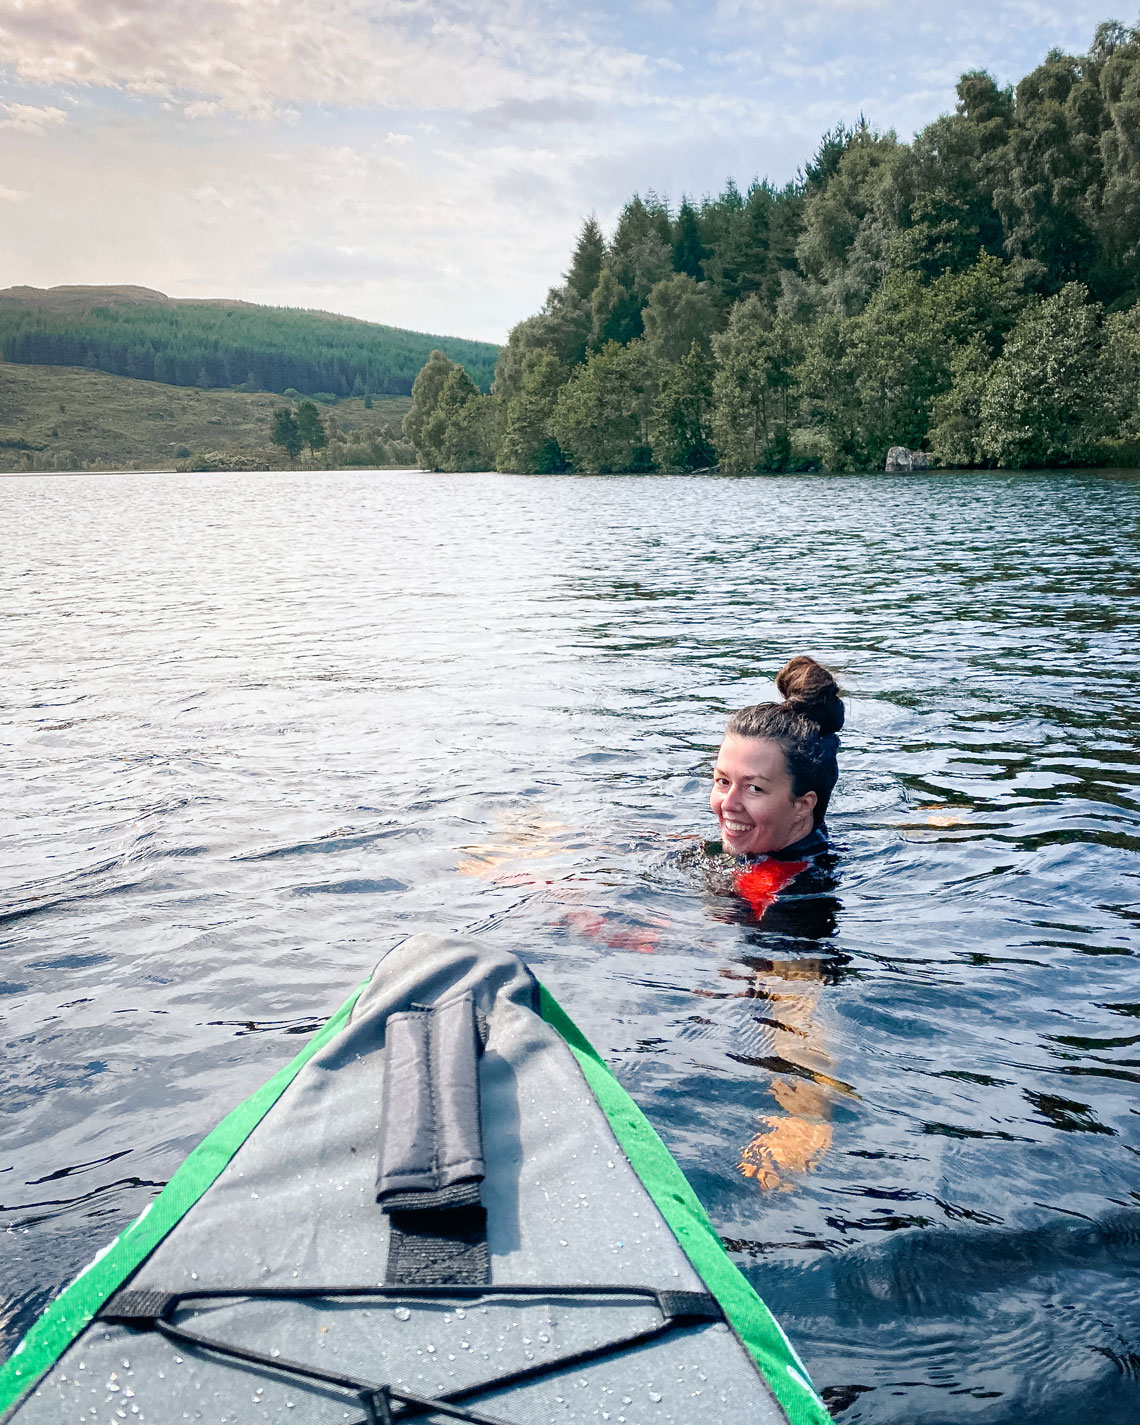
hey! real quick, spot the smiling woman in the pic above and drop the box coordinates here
[711,655,844,861]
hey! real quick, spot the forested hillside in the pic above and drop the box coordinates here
[0,287,498,398]
[406,20,1140,473]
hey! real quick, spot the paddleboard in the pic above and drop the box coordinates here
[0,934,828,1424]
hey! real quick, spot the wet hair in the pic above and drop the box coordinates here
[724,656,844,826]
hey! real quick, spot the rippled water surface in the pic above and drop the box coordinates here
[3,468,1139,1423]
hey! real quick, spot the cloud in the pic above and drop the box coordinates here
[467,96,600,132]
[0,183,28,200]
[0,0,655,116]
[0,100,67,131]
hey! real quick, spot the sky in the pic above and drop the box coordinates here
[0,1,1125,343]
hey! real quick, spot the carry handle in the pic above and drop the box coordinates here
[376,992,485,1212]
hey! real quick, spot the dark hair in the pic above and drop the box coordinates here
[724,656,844,826]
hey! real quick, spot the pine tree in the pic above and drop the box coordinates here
[673,199,708,279]
[295,401,327,453]
[566,216,606,301]
[271,408,303,461]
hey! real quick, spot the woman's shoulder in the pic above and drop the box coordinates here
[770,823,830,861]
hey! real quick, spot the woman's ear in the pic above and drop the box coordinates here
[796,789,818,814]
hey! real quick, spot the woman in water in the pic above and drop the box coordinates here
[704,653,843,914]
[703,654,848,1186]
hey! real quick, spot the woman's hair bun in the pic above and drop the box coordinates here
[775,655,844,734]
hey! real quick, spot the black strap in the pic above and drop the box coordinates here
[97,1282,724,1425]
[386,1206,489,1286]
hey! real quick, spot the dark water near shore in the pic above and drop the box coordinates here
[2,468,1139,1423]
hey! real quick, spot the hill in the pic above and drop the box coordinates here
[0,362,414,473]
[0,286,499,399]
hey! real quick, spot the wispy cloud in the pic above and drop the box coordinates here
[0,100,67,131]
[0,0,654,115]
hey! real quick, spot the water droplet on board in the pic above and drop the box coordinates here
[426,1344,436,1353]
[648,1391,662,1403]
[394,1307,411,1321]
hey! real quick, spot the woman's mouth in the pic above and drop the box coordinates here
[721,818,753,837]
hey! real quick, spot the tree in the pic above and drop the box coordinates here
[978,283,1111,466]
[295,401,327,453]
[928,337,993,466]
[1104,299,1140,438]
[711,299,802,472]
[270,407,303,461]
[673,199,708,279]
[420,365,497,471]
[404,350,458,467]
[992,49,1106,292]
[641,274,717,364]
[566,215,606,301]
[795,123,901,305]
[549,340,656,472]
[703,182,775,309]
[651,341,716,471]
[589,267,634,350]
[608,195,673,323]
[498,349,568,473]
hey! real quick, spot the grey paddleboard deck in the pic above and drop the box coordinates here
[1,933,827,1425]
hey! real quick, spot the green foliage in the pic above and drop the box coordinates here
[404,350,456,467]
[404,351,496,471]
[712,300,801,472]
[1105,300,1140,436]
[550,341,657,473]
[498,349,568,474]
[928,338,992,467]
[673,200,708,280]
[641,274,717,363]
[566,216,606,301]
[978,283,1112,465]
[295,401,327,453]
[651,342,716,471]
[270,407,303,460]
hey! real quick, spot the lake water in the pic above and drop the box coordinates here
[2,468,1139,1424]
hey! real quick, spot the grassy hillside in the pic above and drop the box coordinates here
[0,361,414,473]
[0,285,499,398]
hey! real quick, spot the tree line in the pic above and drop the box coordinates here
[405,20,1140,473]
[0,300,498,400]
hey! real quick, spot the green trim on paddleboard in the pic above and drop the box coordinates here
[538,982,830,1425]
[1,969,827,1425]
[0,981,368,1417]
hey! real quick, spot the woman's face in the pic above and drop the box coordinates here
[710,734,817,856]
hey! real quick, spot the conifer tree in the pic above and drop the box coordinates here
[271,408,303,461]
[566,216,606,301]
[673,199,709,280]
[295,401,327,453]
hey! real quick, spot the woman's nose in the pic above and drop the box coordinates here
[722,783,743,811]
